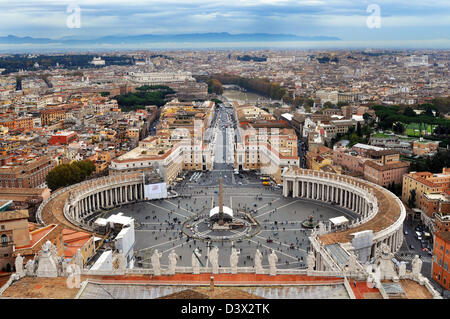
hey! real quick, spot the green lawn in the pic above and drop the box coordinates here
[405,123,436,137]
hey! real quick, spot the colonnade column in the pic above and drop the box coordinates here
[293,180,299,198]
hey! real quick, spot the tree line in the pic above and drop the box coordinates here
[196,74,286,100]
[45,160,96,191]
[373,104,450,132]
[113,85,175,112]
[0,54,135,74]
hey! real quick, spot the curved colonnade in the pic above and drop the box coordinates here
[37,168,405,270]
[37,173,145,232]
[282,167,405,265]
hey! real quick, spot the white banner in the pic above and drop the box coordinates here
[144,182,168,200]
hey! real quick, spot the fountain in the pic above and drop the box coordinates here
[302,215,319,229]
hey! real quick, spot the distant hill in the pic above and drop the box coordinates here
[0,33,341,45]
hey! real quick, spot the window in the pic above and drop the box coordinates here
[0,225,4,230]
[1,234,7,245]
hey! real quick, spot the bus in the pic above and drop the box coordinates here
[262,181,270,186]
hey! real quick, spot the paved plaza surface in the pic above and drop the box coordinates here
[102,182,358,270]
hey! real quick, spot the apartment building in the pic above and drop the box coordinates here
[0,156,56,188]
[402,169,450,213]
[432,231,450,291]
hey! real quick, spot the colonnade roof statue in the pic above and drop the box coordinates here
[151,249,162,276]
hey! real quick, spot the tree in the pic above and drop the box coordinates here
[282,92,293,104]
[424,105,434,117]
[403,107,416,117]
[363,113,373,124]
[305,99,314,108]
[323,101,333,109]
[45,160,96,191]
[357,122,362,137]
[206,79,223,95]
[392,122,405,134]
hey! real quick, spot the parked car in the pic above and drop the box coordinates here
[410,244,415,250]
[404,230,408,235]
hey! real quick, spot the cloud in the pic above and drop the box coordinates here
[0,0,448,46]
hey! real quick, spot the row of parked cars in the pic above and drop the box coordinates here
[404,224,433,255]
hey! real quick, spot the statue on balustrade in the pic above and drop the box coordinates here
[72,249,84,269]
[15,254,24,276]
[230,247,240,274]
[268,250,278,276]
[192,248,202,274]
[254,249,263,274]
[307,251,316,271]
[151,249,162,276]
[168,249,179,275]
[209,246,219,274]
[411,255,423,279]
[25,258,35,276]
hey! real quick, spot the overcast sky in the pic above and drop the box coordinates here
[0,0,449,47]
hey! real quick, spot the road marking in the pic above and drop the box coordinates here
[138,237,184,252]
[246,237,300,261]
[256,199,296,218]
[255,234,307,253]
[165,200,195,216]
[146,202,188,219]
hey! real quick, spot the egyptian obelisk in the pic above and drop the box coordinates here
[218,173,224,225]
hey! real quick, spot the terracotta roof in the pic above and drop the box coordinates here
[15,224,57,250]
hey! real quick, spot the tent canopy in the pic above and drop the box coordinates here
[329,216,349,226]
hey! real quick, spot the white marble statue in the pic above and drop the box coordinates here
[15,254,24,275]
[254,249,263,274]
[230,247,240,274]
[50,242,58,264]
[168,249,179,275]
[209,246,219,274]
[307,251,316,271]
[411,255,423,278]
[117,250,127,271]
[36,241,58,277]
[375,243,398,281]
[72,249,84,269]
[192,248,202,274]
[268,250,278,276]
[60,259,68,276]
[151,249,163,276]
[25,258,35,276]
